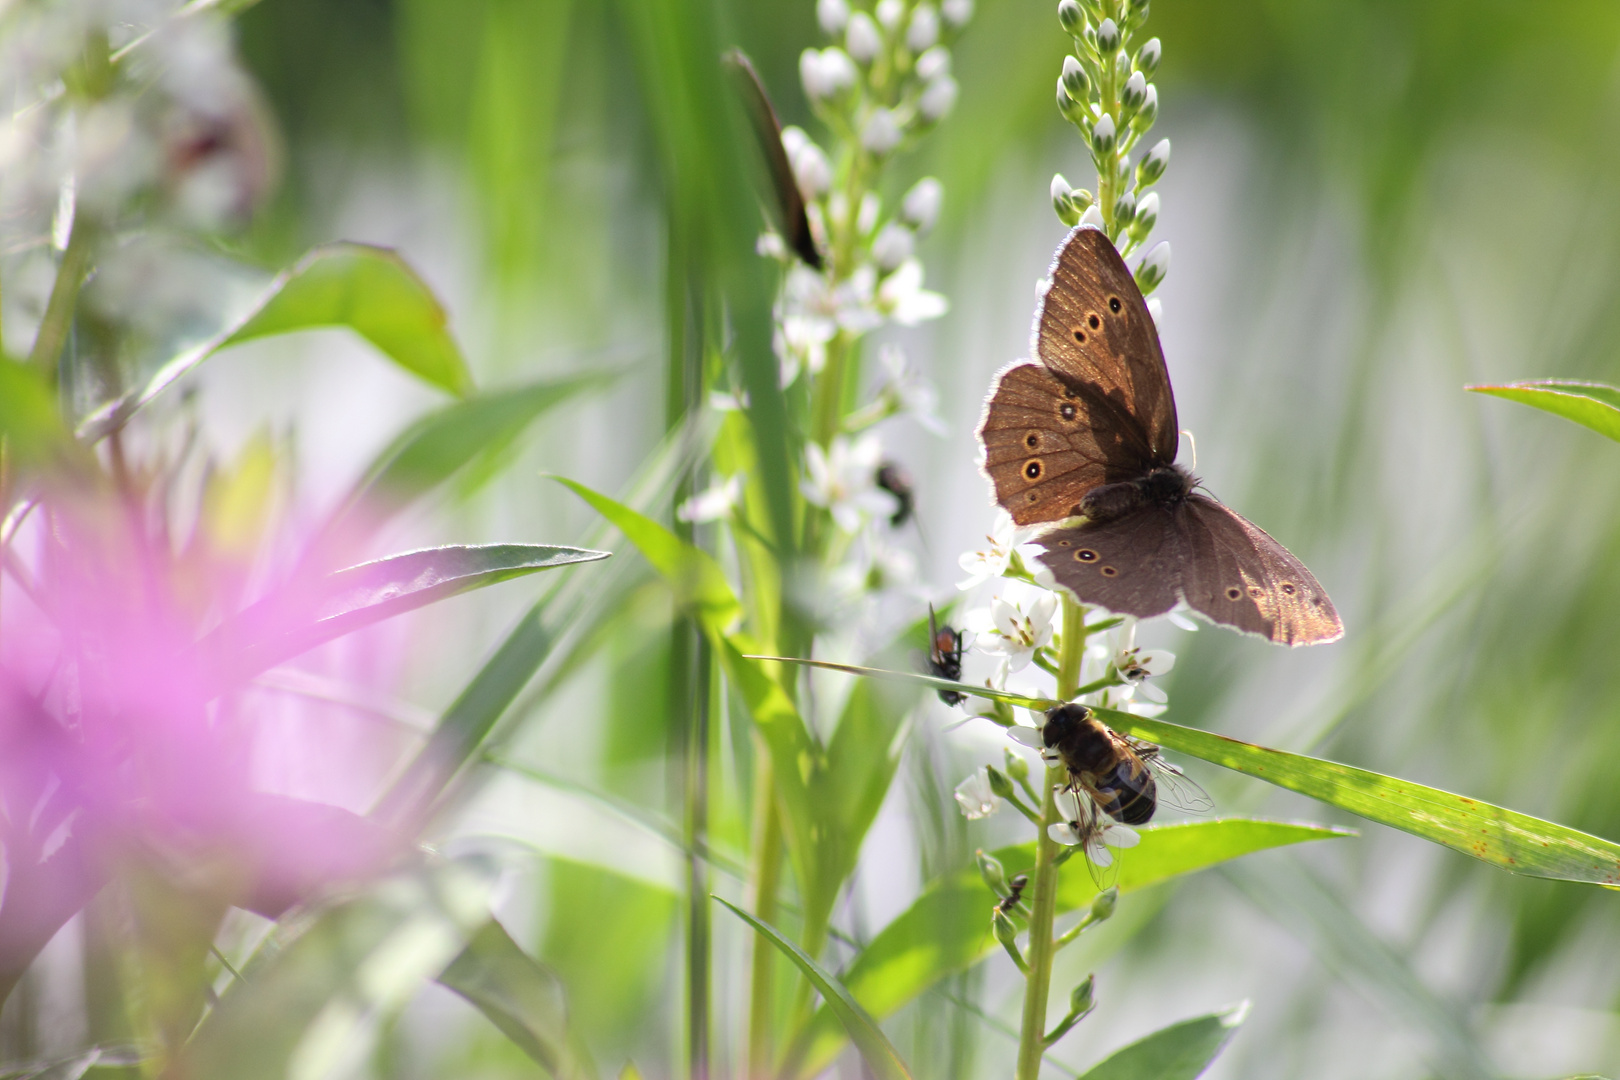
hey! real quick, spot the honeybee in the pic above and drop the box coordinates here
[1039,703,1211,825]
[927,605,966,706]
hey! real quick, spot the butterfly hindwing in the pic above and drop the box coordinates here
[1035,227,1179,463]
[1177,495,1343,646]
[1036,508,1186,619]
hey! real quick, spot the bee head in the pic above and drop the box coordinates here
[1041,702,1093,748]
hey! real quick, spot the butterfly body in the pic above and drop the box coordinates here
[976,227,1343,647]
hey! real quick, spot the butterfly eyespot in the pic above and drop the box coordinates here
[1075,548,1098,562]
[1099,565,1119,577]
[1248,586,1264,598]
[1225,587,1242,601]
[1108,296,1122,313]
[1056,539,1071,547]
[1024,459,1043,480]
[1059,402,1078,421]
[1025,433,1040,449]
[1087,313,1101,330]
[1313,598,1325,607]
[1072,328,1087,343]
[1281,582,1296,595]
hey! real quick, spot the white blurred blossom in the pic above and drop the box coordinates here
[871,221,914,271]
[677,474,744,524]
[845,11,882,64]
[802,433,896,533]
[861,108,903,155]
[954,768,1001,820]
[964,588,1058,678]
[877,258,947,324]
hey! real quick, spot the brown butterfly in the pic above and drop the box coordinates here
[975,226,1342,646]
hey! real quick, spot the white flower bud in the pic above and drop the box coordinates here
[1146,296,1162,325]
[918,75,958,123]
[915,45,951,81]
[1090,112,1116,154]
[942,0,974,27]
[1136,137,1170,186]
[1079,203,1105,230]
[792,141,833,200]
[872,221,914,271]
[801,48,856,100]
[781,125,810,158]
[1096,17,1120,53]
[876,0,904,31]
[1137,36,1161,75]
[1113,189,1136,226]
[901,176,944,233]
[863,109,902,156]
[846,12,882,64]
[818,0,850,36]
[907,4,940,52]
[857,191,881,234]
[1132,83,1159,129]
[1052,174,1079,226]
[1122,70,1147,109]
[1136,240,1170,291]
[1131,190,1159,237]
[1057,0,1083,34]
[1062,55,1088,99]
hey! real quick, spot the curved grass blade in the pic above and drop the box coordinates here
[714,897,914,1080]
[439,920,597,1079]
[343,374,616,524]
[742,654,1058,711]
[553,476,742,633]
[1075,1002,1248,1080]
[202,544,608,691]
[81,244,473,439]
[789,820,1348,1079]
[1095,707,1620,888]
[1467,380,1620,443]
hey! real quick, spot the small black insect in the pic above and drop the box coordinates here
[875,461,916,527]
[927,605,965,706]
[996,872,1030,916]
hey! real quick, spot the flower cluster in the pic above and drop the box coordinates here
[0,1,276,375]
[1048,0,1170,308]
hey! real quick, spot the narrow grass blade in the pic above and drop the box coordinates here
[1075,1002,1248,1080]
[1467,380,1620,443]
[742,654,1058,711]
[83,244,475,437]
[201,544,608,690]
[1096,707,1620,887]
[553,476,742,633]
[714,897,914,1080]
[439,920,597,1079]
[790,820,1347,1078]
[344,374,616,522]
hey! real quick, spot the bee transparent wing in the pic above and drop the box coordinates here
[1140,749,1213,814]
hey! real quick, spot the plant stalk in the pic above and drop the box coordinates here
[745,765,784,1079]
[1015,596,1087,1080]
[26,221,93,380]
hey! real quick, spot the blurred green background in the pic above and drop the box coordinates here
[16,0,1620,1076]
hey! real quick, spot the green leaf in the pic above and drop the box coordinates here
[202,543,608,691]
[714,897,914,1080]
[1467,380,1620,443]
[439,919,596,1079]
[552,476,742,634]
[1075,1002,1248,1080]
[82,244,473,439]
[181,860,495,1080]
[0,359,89,476]
[1096,707,1620,887]
[344,373,615,520]
[790,820,1346,1078]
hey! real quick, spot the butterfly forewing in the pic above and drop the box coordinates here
[979,363,1123,525]
[1035,228,1179,462]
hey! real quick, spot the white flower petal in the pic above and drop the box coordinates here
[1006,725,1045,749]
[1137,649,1175,676]
[1103,823,1140,849]
[1049,822,1081,846]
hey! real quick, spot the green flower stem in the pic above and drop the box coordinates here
[745,769,785,1079]
[26,221,94,379]
[1053,906,1104,951]
[1016,595,1088,1080]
